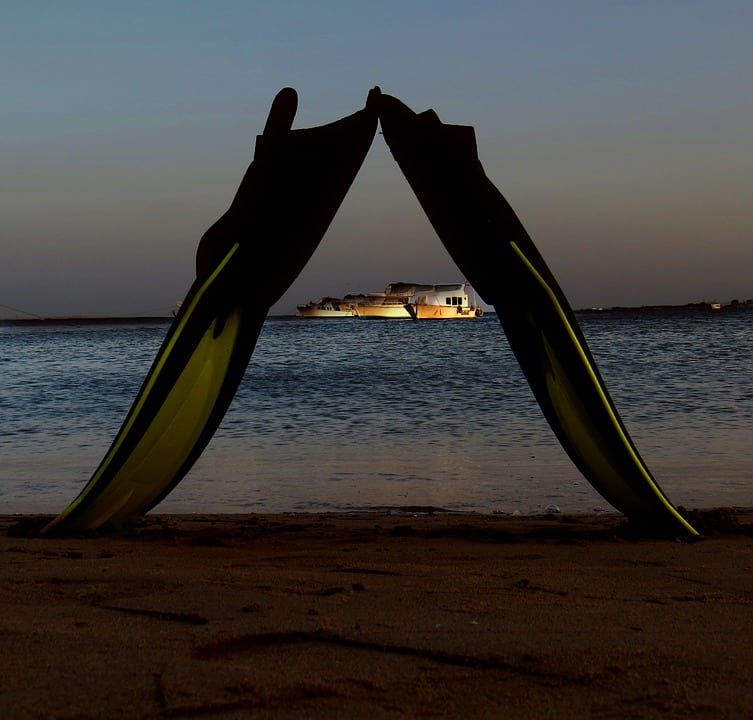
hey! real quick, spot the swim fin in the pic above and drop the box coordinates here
[377,93,697,536]
[43,87,380,534]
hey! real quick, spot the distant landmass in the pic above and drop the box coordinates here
[576,299,753,314]
[3,299,752,325]
[0,316,172,325]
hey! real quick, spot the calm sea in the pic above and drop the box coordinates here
[2,310,752,517]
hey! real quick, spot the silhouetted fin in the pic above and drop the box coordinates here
[377,93,696,537]
[43,88,379,534]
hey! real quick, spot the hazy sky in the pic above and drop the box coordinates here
[2,1,752,317]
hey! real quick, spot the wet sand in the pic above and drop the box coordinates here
[3,509,753,719]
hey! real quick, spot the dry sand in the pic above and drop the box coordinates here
[2,508,753,719]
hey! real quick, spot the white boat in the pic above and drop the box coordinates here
[297,282,483,320]
[350,283,415,318]
[296,297,355,318]
[404,283,483,320]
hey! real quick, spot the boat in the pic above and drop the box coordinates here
[350,283,415,318]
[296,297,355,318]
[404,283,483,320]
[297,282,484,319]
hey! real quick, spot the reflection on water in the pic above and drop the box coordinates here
[1,310,752,515]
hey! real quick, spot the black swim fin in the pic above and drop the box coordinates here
[43,87,380,534]
[377,93,697,537]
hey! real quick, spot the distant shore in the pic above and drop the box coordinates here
[4,298,753,326]
[0,315,173,325]
[3,300,751,325]
[576,299,753,314]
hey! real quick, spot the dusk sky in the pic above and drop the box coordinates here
[2,1,752,317]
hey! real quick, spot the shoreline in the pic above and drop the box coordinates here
[4,504,751,539]
[4,508,753,718]
[3,300,753,326]
[0,316,173,325]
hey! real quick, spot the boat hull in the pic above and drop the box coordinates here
[406,303,482,319]
[296,307,354,318]
[353,303,411,318]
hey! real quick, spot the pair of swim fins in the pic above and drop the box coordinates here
[42,88,697,537]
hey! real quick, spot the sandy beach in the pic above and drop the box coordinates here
[3,509,753,719]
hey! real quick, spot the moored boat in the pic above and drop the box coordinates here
[350,282,415,318]
[296,297,355,318]
[297,282,483,319]
[404,283,483,320]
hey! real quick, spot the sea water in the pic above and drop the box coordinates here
[1,310,752,516]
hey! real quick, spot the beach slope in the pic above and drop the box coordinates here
[3,510,753,718]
